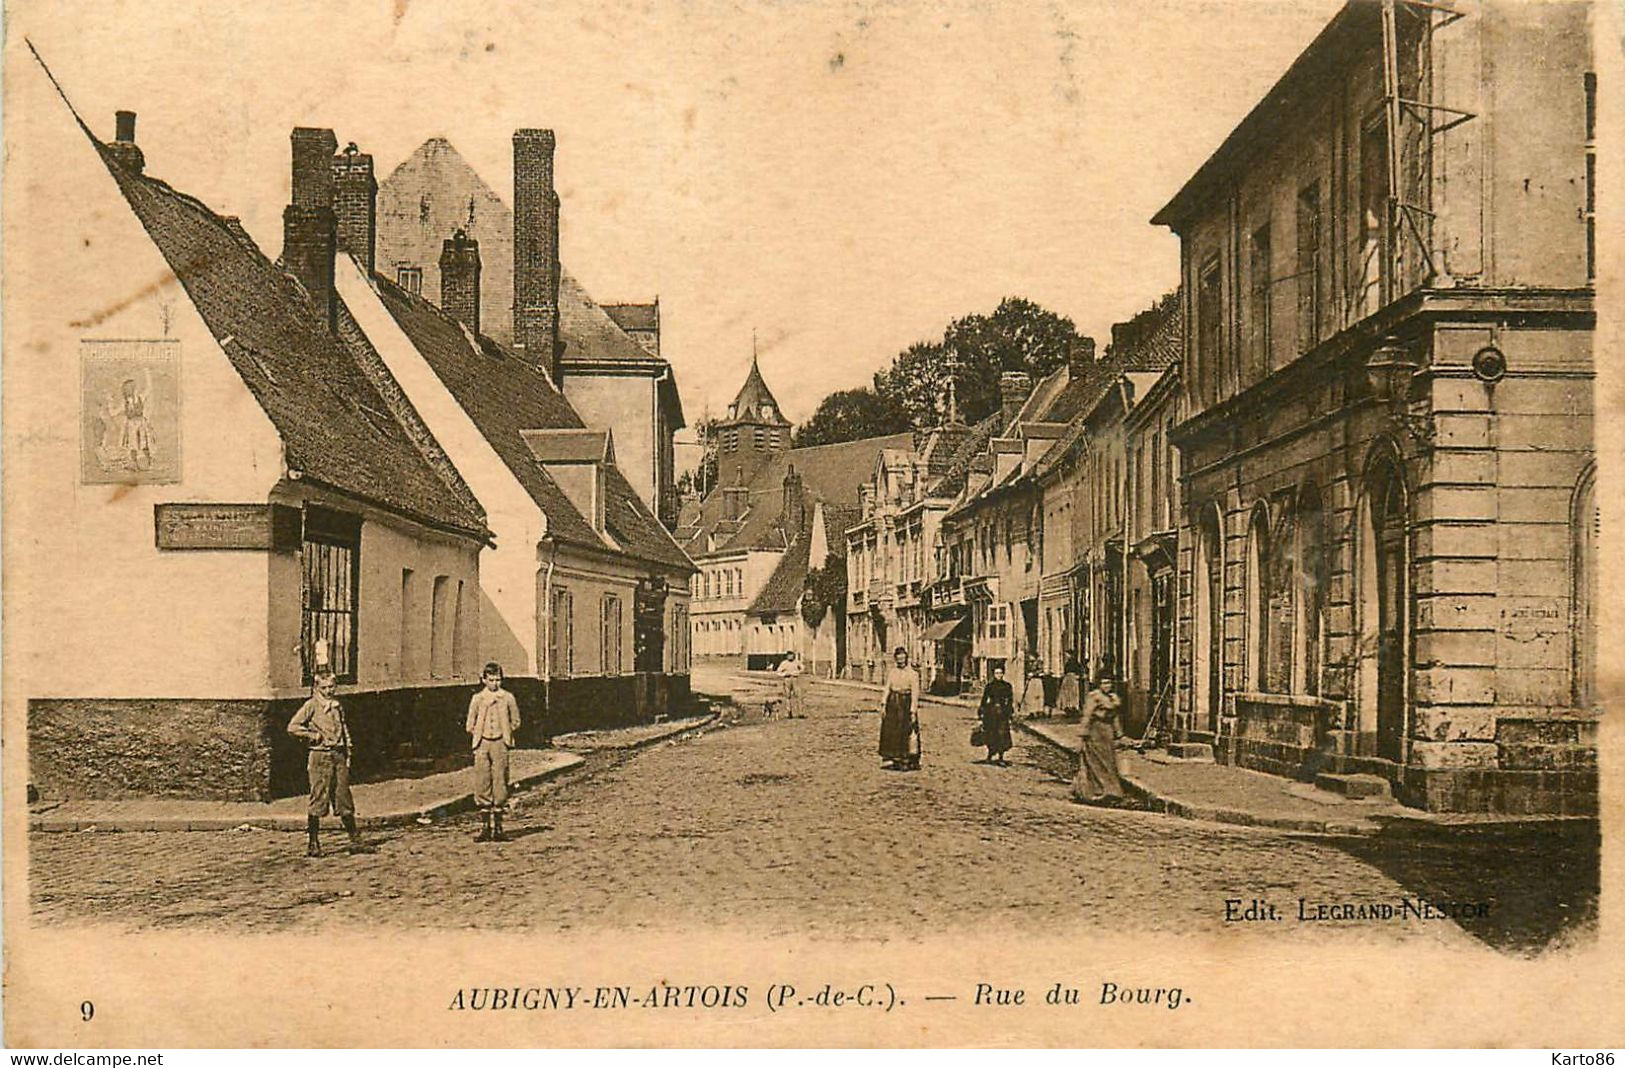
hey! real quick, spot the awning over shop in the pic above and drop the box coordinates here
[925,617,970,642]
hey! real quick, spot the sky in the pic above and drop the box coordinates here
[12,0,1345,467]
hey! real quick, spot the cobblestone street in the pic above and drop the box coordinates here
[29,674,1593,952]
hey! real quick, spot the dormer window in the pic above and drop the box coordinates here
[762,404,775,421]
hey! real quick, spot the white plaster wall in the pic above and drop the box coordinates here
[263,483,483,696]
[337,257,543,674]
[6,85,285,700]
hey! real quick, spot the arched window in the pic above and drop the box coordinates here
[1267,503,1298,693]
[1573,465,1599,708]
[1356,449,1409,763]
[1294,487,1326,696]
[1245,505,1271,692]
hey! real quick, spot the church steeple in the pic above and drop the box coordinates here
[727,349,790,427]
[716,343,791,488]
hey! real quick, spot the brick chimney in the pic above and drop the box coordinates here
[332,142,376,275]
[999,371,1033,429]
[722,484,750,523]
[1069,336,1096,381]
[513,128,561,381]
[439,229,482,334]
[283,127,338,331]
[781,464,807,537]
[106,111,144,174]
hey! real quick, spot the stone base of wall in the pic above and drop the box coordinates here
[1219,693,1340,781]
[537,673,693,737]
[32,674,698,802]
[1190,697,1599,814]
[1400,767,1597,815]
[31,685,480,803]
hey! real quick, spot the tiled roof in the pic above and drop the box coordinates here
[374,278,693,572]
[748,534,811,616]
[601,302,658,333]
[821,504,861,559]
[98,146,488,539]
[683,432,914,558]
[1033,289,1182,481]
[522,428,611,463]
[559,270,663,365]
[924,414,1000,499]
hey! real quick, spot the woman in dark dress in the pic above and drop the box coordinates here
[978,662,1015,765]
[878,647,921,770]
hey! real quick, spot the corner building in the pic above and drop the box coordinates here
[1155,0,1597,813]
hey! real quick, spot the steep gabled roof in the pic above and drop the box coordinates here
[559,270,663,365]
[726,357,790,425]
[820,504,861,560]
[96,143,488,539]
[1034,289,1183,481]
[681,431,914,558]
[748,534,812,616]
[601,302,659,333]
[925,414,1000,499]
[374,277,693,571]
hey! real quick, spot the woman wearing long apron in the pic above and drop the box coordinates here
[879,647,920,771]
[1073,673,1126,804]
[978,662,1015,765]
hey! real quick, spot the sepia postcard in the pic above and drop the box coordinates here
[4,0,1621,1049]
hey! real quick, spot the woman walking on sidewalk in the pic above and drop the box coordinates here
[878,647,921,771]
[977,661,1015,765]
[1072,672,1126,805]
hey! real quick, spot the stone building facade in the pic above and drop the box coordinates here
[1155,0,1596,813]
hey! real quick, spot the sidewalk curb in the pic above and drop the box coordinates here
[29,753,587,834]
[552,711,720,752]
[1013,718,1381,836]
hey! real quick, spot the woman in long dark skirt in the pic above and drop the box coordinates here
[1072,672,1125,804]
[978,662,1015,765]
[878,646,920,770]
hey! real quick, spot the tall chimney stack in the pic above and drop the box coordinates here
[439,229,482,334]
[513,128,561,382]
[283,127,338,331]
[781,464,806,537]
[106,111,144,174]
[332,142,376,275]
[1069,336,1096,381]
[999,370,1033,429]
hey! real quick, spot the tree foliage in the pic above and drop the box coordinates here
[792,388,911,448]
[873,297,1080,429]
[801,556,848,629]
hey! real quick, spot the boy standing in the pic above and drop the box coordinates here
[466,662,522,842]
[287,669,363,857]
